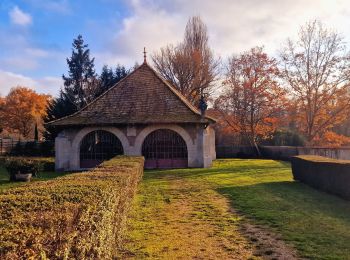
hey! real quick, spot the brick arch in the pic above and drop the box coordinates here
[134,124,196,167]
[70,126,130,169]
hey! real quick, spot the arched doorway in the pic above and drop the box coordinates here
[80,130,124,168]
[142,129,188,169]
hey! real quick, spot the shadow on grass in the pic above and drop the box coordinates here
[141,158,350,259]
[217,181,350,259]
[219,181,350,216]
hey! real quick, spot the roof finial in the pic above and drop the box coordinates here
[143,47,147,63]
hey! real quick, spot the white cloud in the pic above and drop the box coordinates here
[25,48,50,58]
[0,70,62,96]
[9,6,32,26]
[97,6,183,67]
[99,0,350,66]
[4,0,350,97]
[35,76,63,95]
[2,57,39,70]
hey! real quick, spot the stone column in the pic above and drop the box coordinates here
[55,131,71,171]
[195,126,213,168]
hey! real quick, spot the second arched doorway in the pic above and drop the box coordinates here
[142,129,188,169]
[80,130,124,168]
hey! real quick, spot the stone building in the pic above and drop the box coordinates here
[48,60,216,171]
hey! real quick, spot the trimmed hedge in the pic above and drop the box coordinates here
[0,156,55,172]
[0,156,144,259]
[291,155,350,200]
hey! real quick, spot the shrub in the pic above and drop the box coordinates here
[23,141,40,156]
[10,141,23,156]
[0,156,144,259]
[263,129,305,146]
[0,156,55,173]
[260,146,298,160]
[4,158,40,180]
[39,141,55,157]
[291,155,350,200]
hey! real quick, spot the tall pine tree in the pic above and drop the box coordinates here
[44,35,97,140]
[44,35,129,140]
[62,35,97,109]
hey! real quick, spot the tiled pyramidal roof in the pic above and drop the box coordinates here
[48,62,215,126]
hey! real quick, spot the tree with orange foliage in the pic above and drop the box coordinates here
[1,87,50,138]
[280,20,350,145]
[317,131,350,147]
[215,47,286,155]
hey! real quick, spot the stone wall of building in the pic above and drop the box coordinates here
[55,123,216,171]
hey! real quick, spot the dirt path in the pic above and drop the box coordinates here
[120,173,298,259]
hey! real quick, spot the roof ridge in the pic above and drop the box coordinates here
[47,62,216,126]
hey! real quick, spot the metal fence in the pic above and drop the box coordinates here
[0,138,54,156]
[0,138,17,155]
[216,146,257,158]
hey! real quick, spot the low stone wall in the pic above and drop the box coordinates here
[216,146,257,158]
[291,155,350,200]
[298,147,350,160]
[217,145,350,160]
[261,146,350,160]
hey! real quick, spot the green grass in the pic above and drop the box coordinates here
[124,161,256,259]
[131,159,350,260]
[0,165,68,191]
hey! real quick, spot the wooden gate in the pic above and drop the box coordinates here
[80,130,124,168]
[142,129,188,169]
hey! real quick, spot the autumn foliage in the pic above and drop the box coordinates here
[280,21,350,146]
[0,87,50,139]
[215,47,287,153]
[2,19,350,148]
[214,21,350,148]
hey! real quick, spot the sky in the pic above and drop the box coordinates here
[1,0,350,97]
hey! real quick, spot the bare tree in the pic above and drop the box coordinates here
[152,16,220,105]
[280,20,350,144]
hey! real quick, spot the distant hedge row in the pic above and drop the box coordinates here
[0,156,144,259]
[291,155,350,200]
[10,141,54,157]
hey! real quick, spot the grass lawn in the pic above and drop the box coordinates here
[0,165,68,191]
[124,159,350,260]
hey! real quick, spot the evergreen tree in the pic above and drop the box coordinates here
[99,65,114,94]
[62,35,97,109]
[44,35,129,140]
[34,123,39,141]
[43,90,77,140]
[95,64,129,97]
[44,35,97,140]
[114,64,128,83]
